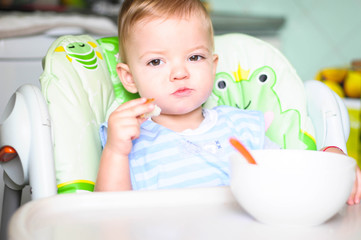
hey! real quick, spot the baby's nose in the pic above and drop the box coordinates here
[170,63,190,81]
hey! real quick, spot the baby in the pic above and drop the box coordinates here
[95,0,361,205]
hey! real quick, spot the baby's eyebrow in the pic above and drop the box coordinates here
[139,50,166,60]
[188,45,211,53]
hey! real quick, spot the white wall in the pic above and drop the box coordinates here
[208,0,361,80]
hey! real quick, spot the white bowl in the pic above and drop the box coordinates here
[230,149,356,226]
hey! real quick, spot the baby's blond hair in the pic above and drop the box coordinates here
[118,0,214,63]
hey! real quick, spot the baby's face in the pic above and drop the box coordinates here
[125,14,218,116]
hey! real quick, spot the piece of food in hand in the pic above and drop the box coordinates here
[143,105,161,118]
[142,98,162,118]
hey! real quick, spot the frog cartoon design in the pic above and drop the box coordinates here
[209,65,316,150]
[97,37,140,104]
[55,41,103,70]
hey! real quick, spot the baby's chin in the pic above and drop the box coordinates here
[168,106,204,116]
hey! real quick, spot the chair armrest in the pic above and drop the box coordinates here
[304,80,350,152]
[0,84,57,199]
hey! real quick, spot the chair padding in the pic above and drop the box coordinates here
[40,35,115,193]
[205,34,316,150]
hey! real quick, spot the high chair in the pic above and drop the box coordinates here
[0,33,350,239]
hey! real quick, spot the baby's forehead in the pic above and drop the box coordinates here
[133,12,204,28]
[120,10,214,62]
[128,15,213,45]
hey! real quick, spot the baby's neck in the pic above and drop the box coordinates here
[152,107,204,132]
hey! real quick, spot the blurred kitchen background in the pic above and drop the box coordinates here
[0,0,360,227]
[1,0,361,80]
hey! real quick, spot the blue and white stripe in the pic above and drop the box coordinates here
[99,106,265,190]
[129,106,265,190]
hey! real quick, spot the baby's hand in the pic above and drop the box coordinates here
[321,146,361,205]
[347,166,361,205]
[105,98,155,157]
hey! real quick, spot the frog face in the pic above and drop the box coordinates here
[211,66,277,111]
[66,42,92,55]
[239,66,277,111]
[211,72,245,108]
[55,41,103,70]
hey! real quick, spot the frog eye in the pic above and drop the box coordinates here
[216,78,227,91]
[68,44,75,49]
[258,73,268,83]
[78,43,85,47]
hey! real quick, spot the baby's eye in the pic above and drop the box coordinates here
[189,55,204,61]
[147,59,163,66]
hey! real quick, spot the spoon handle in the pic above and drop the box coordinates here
[229,138,257,165]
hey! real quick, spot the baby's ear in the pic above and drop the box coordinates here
[116,62,138,93]
[212,54,219,76]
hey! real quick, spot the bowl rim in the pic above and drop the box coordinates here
[229,149,356,170]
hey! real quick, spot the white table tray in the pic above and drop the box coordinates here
[8,186,361,240]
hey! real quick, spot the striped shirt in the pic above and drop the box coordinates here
[100,106,267,190]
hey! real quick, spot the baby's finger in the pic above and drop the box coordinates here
[353,167,361,204]
[347,183,357,205]
[114,98,147,112]
[118,123,141,140]
[107,118,141,140]
[127,103,155,119]
[347,167,361,205]
[111,102,155,121]
[105,122,141,155]
[354,189,361,205]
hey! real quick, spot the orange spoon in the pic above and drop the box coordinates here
[229,137,257,165]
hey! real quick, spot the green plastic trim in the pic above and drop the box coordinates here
[58,181,95,194]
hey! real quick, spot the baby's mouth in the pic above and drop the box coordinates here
[172,87,193,97]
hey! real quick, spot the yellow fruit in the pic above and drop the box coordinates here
[344,71,361,98]
[323,80,345,98]
[321,68,348,83]
[314,71,322,81]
